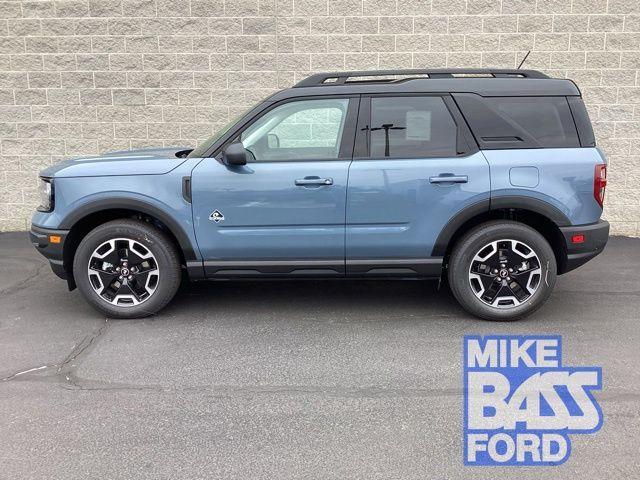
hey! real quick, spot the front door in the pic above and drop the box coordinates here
[346,94,490,276]
[192,97,358,277]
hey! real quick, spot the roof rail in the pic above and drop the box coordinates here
[293,69,550,87]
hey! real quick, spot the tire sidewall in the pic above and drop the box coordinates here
[73,221,181,318]
[448,222,557,321]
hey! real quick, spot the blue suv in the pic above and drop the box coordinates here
[30,69,609,321]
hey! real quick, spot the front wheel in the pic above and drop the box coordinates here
[73,219,182,319]
[448,221,557,321]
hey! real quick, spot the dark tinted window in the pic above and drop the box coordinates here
[454,93,580,149]
[369,96,458,158]
[487,96,579,148]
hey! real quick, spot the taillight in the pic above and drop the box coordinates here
[594,164,607,208]
[571,234,585,244]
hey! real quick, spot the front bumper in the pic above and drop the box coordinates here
[30,224,69,279]
[558,219,609,274]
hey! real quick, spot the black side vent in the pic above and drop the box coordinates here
[182,176,192,203]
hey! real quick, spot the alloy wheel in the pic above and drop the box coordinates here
[87,238,160,307]
[468,239,542,309]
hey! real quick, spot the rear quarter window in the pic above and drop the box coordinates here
[453,94,580,150]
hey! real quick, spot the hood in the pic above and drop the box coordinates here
[40,147,193,178]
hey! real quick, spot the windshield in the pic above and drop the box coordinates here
[188,105,256,158]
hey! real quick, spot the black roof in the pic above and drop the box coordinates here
[268,69,580,101]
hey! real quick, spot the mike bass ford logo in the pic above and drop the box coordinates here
[463,335,603,466]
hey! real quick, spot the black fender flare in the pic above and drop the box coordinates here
[432,196,571,257]
[59,198,198,261]
[490,196,571,227]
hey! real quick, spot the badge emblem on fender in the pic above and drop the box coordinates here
[209,210,225,223]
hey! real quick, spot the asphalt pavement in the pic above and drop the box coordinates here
[1,231,639,479]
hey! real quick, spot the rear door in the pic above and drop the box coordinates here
[345,94,490,276]
[191,96,358,277]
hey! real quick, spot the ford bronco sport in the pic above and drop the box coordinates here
[30,69,609,321]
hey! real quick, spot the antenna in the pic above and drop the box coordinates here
[517,51,531,70]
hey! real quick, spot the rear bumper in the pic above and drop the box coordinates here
[30,224,69,279]
[558,220,609,274]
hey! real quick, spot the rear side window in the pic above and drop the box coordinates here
[369,96,458,158]
[454,94,580,149]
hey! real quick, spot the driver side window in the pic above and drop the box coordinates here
[240,99,349,162]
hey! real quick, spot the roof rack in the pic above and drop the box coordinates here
[293,69,549,88]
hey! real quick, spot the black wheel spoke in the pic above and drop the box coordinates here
[481,281,503,304]
[102,276,124,301]
[117,248,129,262]
[129,272,150,299]
[89,264,114,274]
[131,260,157,275]
[512,267,536,277]
[122,282,142,302]
[475,271,494,277]
[476,274,497,293]
[471,262,495,277]
[126,249,146,266]
[504,279,526,302]
[509,271,528,290]
[97,271,118,291]
[101,248,120,266]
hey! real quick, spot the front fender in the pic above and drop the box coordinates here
[58,193,198,261]
[32,167,202,262]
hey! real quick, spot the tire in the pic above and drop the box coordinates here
[448,221,557,321]
[73,219,182,319]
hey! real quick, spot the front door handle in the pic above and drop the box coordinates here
[429,174,468,184]
[295,176,333,186]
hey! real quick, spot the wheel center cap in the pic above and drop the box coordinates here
[499,269,509,278]
[121,268,130,276]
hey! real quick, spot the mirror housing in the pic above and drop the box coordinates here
[222,142,247,166]
[267,133,280,149]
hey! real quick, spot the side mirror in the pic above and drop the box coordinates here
[222,142,247,166]
[267,133,280,149]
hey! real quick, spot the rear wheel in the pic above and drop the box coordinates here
[73,219,181,318]
[448,221,557,321]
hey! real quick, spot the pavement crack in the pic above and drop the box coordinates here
[0,261,48,298]
[1,320,109,385]
[56,320,109,376]
[1,364,56,382]
[556,290,640,296]
[53,382,464,398]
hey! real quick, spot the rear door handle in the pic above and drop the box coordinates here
[429,174,468,184]
[295,177,333,186]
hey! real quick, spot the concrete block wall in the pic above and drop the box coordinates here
[0,0,639,234]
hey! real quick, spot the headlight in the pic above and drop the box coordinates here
[37,177,53,212]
